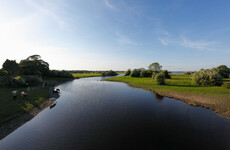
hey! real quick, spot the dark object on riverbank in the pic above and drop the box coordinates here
[50,102,57,109]
[53,89,60,94]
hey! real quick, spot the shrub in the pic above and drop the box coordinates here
[101,70,118,76]
[49,70,74,78]
[9,76,26,87]
[160,70,171,79]
[124,69,131,76]
[23,75,41,86]
[155,72,165,85]
[130,69,141,77]
[222,83,230,89]
[215,65,230,78]
[0,69,8,76]
[152,72,157,79]
[192,69,223,86]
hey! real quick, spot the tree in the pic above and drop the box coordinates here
[124,69,131,76]
[2,59,20,75]
[0,69,8,76]
[155,72,166,85]
[192,69,223,86]
[130,69,141,77]
[148,62,162,73]
[160,70,171,79]
[19,55,49,77]
[215,65,230,78]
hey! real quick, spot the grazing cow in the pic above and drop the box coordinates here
[12,91,17,100]
[53,89,60,94]
[21,91,28,98]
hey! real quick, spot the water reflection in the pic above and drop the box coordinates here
[0,77,230,150]
[155,93,164,100]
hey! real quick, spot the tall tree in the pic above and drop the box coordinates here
[148,62,162,73]
[216,65,230,78]
[19,55,49,77]
[2,59,20,75]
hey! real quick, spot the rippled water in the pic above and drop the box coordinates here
[0,77,230,150]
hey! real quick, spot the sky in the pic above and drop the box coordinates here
[0,0,230,71]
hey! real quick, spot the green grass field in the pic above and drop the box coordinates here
[0,86,50,124]
[72,73,102,78]
[106,74,230,117]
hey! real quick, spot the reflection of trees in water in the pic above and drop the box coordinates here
[155,93,164,100]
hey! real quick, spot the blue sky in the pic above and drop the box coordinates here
[0,0,230,71]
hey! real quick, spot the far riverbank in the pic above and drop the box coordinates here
[105,75,230,119]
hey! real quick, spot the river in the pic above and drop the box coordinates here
[0,77,230,150]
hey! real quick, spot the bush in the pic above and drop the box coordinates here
[155,73,165,85]
[222,83,230,89]
[9,76,26,87]
[101,70,118,76]
[160,70,171,79]
[23,75,41,86]
[49,70,74,78]
[152,72,157,79]
[124,69,131,76]
[0,69,8,76]
[130,69,141,77]
[215,65,230,78]
[140,70,153,77]
[192,69,223,86]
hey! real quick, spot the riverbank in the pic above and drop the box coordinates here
[72,73,101,78]
[0,77,74,140]
[105,75,230,118]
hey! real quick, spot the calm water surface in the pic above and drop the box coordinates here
[0,77,230,150]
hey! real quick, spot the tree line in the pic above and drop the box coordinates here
[124,62,230,87]
[0,55,73,87]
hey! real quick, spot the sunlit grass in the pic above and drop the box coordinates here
[72,73,101,78]
[106,74,230,117]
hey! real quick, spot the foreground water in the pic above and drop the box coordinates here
[0,77,230,150]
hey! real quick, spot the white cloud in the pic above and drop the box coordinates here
[158,38,169,45]
[158,36,215,51]
[179,37,215,51]
[104,0,116,10]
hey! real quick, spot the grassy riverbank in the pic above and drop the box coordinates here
[106,74,230,118]
[72,73,101,78]
[0,77,74,139]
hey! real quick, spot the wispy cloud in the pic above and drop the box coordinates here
[158,36,215,51]
[115,32,138,46]
[179,37,215,51]
[158,38,169,45]
[155,28,170,36]
[104,0,116,10]
[25,0,67,28]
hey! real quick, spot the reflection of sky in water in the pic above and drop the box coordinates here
[0,77,230,150]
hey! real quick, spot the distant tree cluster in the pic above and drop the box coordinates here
[124,62,230,87]
[124,62,170,85]
[101,70,118,77]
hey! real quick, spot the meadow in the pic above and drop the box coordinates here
[106,74,230,118]
[72,73,101,78]
[0,86,50,124]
